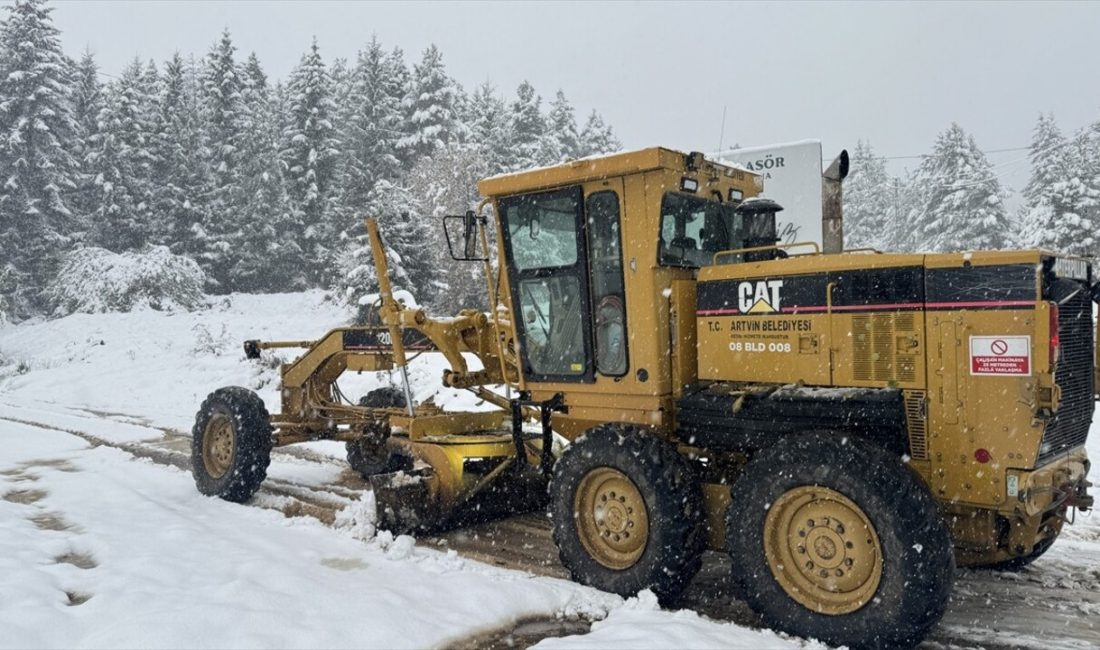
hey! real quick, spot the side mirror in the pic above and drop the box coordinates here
[444,211,489,262]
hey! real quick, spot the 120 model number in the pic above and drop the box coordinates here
[729,342,791,352]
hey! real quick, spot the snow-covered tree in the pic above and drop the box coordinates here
[280,39,340,284]
[337,37,403,224]
[398,45,462,164]
[71,51,102,161]
[407,143,491,312]
[546,89,581,163]
[506,80,547,171]
[337,178,428,306]
[907,123,1010,252]
[88,58,158,251]
[197,30,249,289]
[466,81,511,175]
[232,52,302,292]
[577,109,621,157]
[1027,178,1100,258]
[0,0,81,317]
[1017,117,1100,259]
[843,141,897,250]
[69,49,103,221]
[1016,114,1070,248]
[151,53,209,257]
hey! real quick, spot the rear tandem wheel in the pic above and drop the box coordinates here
[726,434,955,650]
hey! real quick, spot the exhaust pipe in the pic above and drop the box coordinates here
[822,150,849,254]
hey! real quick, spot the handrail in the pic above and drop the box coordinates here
[712,241,821,265]
[843,247,883,254]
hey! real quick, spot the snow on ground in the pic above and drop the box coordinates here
[0,422,618,648]
[0,292,820,649]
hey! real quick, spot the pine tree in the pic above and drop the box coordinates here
[908,123,1010,252]
[546,89,580,163]
[88,58,159,251]
[70,49,103,223]
[577,109,621,157]
[336,178,431,306]
[1027,177,1100,258]
[407,142,490,312]
[152,53,209,258]
[506,80,546,171]
[280,38,340,284]
[232,52,301,291]
[843,141,897,250]
[1017,114,1069,248]
[197,30,248,290]
[398,45,462,164]
[337,37,403,225]
[0,0,81,317]
[467,81,510,174]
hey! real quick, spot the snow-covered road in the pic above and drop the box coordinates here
[2,292,1098,649]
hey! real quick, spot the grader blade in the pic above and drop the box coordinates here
[370,435,552,533]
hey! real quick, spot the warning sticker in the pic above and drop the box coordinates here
[970,336,1031,376]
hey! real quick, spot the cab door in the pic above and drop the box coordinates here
[583,179,630,381]
[499,185,595,383]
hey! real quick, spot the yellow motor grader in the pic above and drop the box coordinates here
[191,147,1098,649]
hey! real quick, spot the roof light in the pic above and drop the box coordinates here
[680,177,698,193]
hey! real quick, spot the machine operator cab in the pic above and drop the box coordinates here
[659,195,785,267]
[456,148,766,433]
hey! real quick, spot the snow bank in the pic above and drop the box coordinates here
[47,246,207,316]
[0,290,351,432]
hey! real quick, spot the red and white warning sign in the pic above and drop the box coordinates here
[970,335,1031,376]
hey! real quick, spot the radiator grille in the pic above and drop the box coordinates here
[853,313,918,384]
[905,390,928,460]
[1038,289,1095,465]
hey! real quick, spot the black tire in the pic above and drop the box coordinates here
[550,424,704,603]
[346,387,412,478]
[191,386,273,503]
[726,434,954,650]
[346,438,412,478]
[357,386,407,409]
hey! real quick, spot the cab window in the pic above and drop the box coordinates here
[659,193,737,268]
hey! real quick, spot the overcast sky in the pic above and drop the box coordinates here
[50,1,1100,196]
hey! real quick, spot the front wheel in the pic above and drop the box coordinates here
[550,424,704,603]
[191,387,273,503]
[726,434,954,649]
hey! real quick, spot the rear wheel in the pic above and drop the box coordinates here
[191,387,273,503]
[726,434,954,649]
[551,424,704,603]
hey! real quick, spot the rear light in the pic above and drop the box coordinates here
[1049,301,1060,370]
[974,448,992,464]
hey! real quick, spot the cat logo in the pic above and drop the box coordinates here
[738,280,784,314]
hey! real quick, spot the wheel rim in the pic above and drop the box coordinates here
[763,485,883,615]
[202,413,236,479]
[574,467,648,570]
